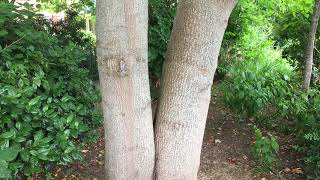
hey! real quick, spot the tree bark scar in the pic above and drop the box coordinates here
[97,56,130,77]
[120,60,127,77]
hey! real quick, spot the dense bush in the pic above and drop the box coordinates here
[148,0,176,78]
[221,56,294,119]
[0,3,101,178]
[272,0,315,66]
[220,0,296,119]
[219,0,320,177]
[298,93,320,177]
[275,3,320,173]
[49,6,98,80]
[148,0,176,99]
[282,89,320,177]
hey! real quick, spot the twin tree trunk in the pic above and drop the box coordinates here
[303,0,320,91]
[96,0,236,179]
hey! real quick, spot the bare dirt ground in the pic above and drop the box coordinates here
[45,86,306,180]
[198,89,305,180]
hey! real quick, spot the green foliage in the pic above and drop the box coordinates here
[39,0,95,15]
[220,0,320,177]
[273,0,315,67]
[0,3,102,177]
[252,128,279,171]
[220,0,296,119]
[148,0,176,78]
[220,52,295,118]
[148,0,176,99]
[49,7,98,80]
[281,89,320,177]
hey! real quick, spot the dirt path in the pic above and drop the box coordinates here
[47,86,306,180]
[198,88,305,180]
[198,91,255,180]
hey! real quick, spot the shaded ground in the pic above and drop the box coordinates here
[46,86,306,180]
[198,89,305,180]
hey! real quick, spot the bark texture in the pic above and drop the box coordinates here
[303,0,320,91]
[154,0,236,179]
[96,0,154,179]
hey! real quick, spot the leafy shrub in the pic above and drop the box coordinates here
[0,3,101,178]
[148,0,176,99]
[148,0,176,78]
[220,0,296,119]
[283,89,320,177]
[220,0,320,177]
[49,7,98,81]
[220,30,295,119]
[272,0,315,67]
[252,128,279,171]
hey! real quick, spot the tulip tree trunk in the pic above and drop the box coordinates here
[154,0,236,179]
[303,0,320,91]
[96,0,154,179]
[97,0,237,179]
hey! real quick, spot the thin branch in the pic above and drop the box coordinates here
[315,46,320,54]
[4,35,25,50]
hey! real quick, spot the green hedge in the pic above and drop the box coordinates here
[0,3,102,178]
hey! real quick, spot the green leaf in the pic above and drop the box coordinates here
[37,149,50,160]
[20,151,30,162]
[0,140,9,150]
[14,54,23,59]
[0,30,8,37]
[0,147,21,161]
[34,131,44,142]
[239,91,245,99]
[9,162,24,170]
[270,137,279,152]
[14,137,26,143]
[33,78,41,87]
[257,81,262,90]
[42,105,49,112]
[66,114,74,124]
[0,160,11,179]
[0,130,15,139]
[28,96,41,106]
[29,150,38,156]
[64,146,74,154]
[40,137,53,144]
[15,122,22,130]
[37,154,48,161]
[61,94,71,102]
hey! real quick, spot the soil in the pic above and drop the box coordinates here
[44,85,306,180]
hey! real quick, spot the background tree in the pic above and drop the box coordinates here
[303,0,320,91]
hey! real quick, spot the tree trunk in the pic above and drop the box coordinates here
[154,0,236,179]
[96,0,154,179]
[303,0,320,91]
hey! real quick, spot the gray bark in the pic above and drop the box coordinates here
[154,0,236,179]
[96,0,154,179]
[303,0,320,91]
